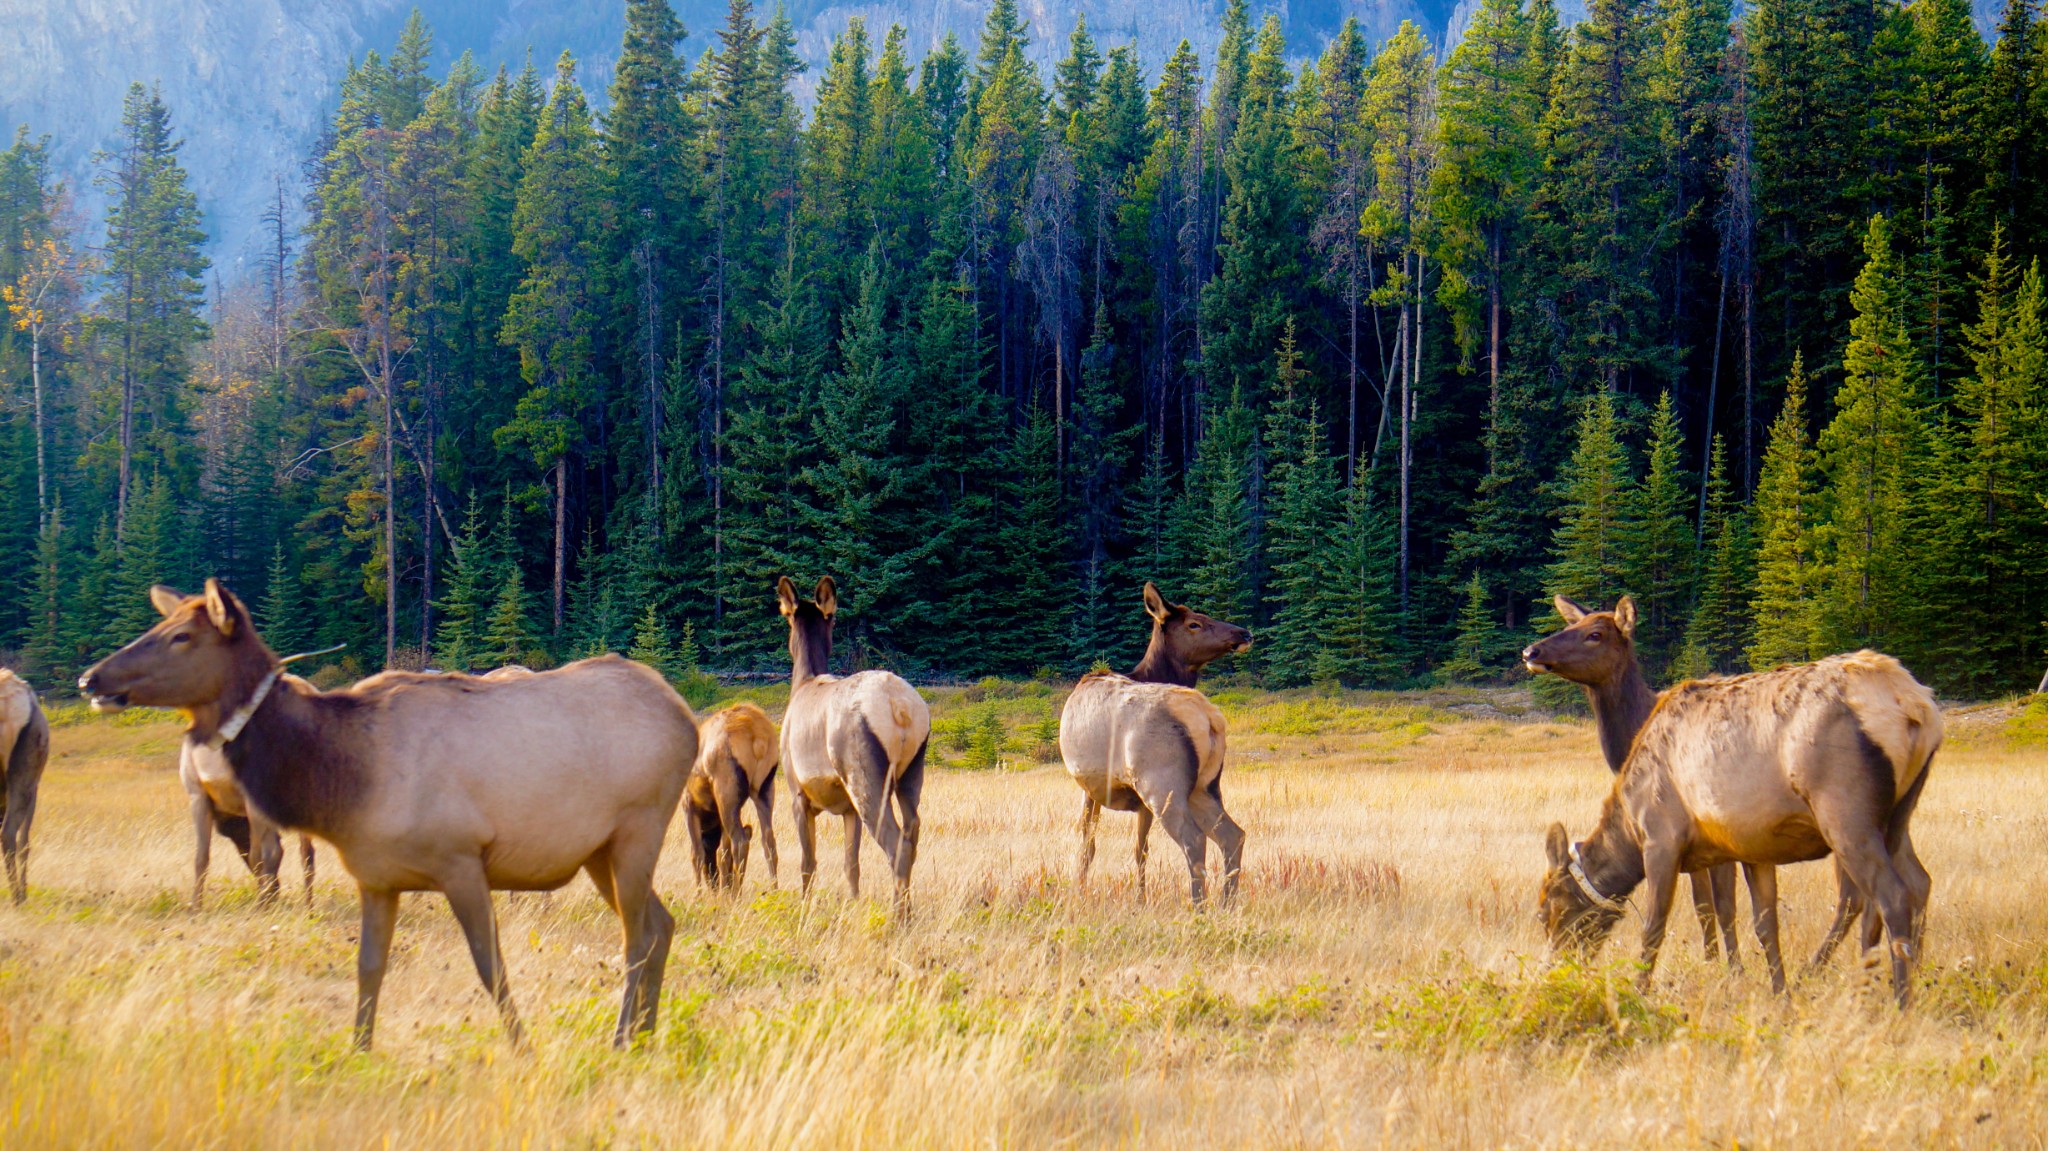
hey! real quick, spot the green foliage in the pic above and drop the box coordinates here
[1748,357,1821,670]
[1438,573,1504,684]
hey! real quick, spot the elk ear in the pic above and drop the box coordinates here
[1613,596,1637,637]
[1545,823,1571,869]
[1553,595,1589,625]
[149,585,187,618]
[776,576,799,617]
[1142,581,1170,623]
[814,576,838,619]
[203,578,240,638]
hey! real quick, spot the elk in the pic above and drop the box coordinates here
[81,580,699,1050]
[1059,582,1250,904]
[1524,596,1930,977]
[0,670,50,905]
[685,701,780,891]
[777,576,930,909]
[1532,643,1940,1004]
[1521,597,1741,965]
[182,731,318,908]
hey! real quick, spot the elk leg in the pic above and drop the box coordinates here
[715,752,749,891]
[353,885,400,1051]
[1187,781,1245,904]
[1134,807,1153,900]
[1,789,36,908]
[252,816,285,908]
[1826,822,1918,1006]
[1743,863,1786,994]
[1809,861,1863,972]
[606,822,672,1044]
[681,807,712,889]
[1688,869,1721,962]
[842,810,862,898]
[890,741,926,914]
[1711,862,1742,968]
[833,719,903,865]
[793,790,819,895]
[1150,789,1207,906]
[3,714,44,906]
[1635,843,1684,993]
[189,790,215,910]
[1076,795,1102,888]
[442,864,525,1047]
[752,784,779,885]
[1893,829,1930,950]
[300,836,317,905]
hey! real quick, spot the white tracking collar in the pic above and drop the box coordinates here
[1568,842,1628,913]
[207,665,281,749]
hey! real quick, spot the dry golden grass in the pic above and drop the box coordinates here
[3,687,2045,1149]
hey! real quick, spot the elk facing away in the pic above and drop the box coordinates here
[0,670,50,905]
[685,702,780,891]
[1531,636,1940,1004]
[1060,582,1250,904]
[777,577,930,909]
[82,580,699,1049]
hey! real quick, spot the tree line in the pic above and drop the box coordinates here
[1,0,2044,696]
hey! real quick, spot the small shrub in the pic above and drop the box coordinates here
[1026,712,1062,762]
[2009,695,2048,748]
[1368,962,1683,1056]
[958,703,1011,770]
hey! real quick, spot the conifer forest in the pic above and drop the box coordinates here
[3,0,2046,698]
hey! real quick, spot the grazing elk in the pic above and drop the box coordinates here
[1524,596,1930,977]
[182,730,318,908]
[1534,647,1941,1004]
[1060,582,1250,904]
[685,701,780,891]
[1521,597,1742,965]
[0,670,50,905]
[82,580,699,1050]
[776,576,930,909]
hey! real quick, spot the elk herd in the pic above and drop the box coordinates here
[0,569,1956,1049]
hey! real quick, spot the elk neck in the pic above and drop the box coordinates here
[219,676,368,838]
[1128,630,1199,687]
[789,618,832,688]
[1576,792,1647,902]
[1585,656,1658,773]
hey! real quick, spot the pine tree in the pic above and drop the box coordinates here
[1176,389,1257,627]
[433,494,497,671]
[480,563,542,668]
[628,601,680,680]
[986,407,1073,673]
[1620,391,1696,674]
[256,542,314,657]
[1815,215,1928,653]
[1544,389,1633,618]
[1674,436,1755,677]
[18,500,71,681]
[1321,469,1404,685]
[1261,328,1344,686]
[1439,573,1504,684]
[1747,355,1821,669]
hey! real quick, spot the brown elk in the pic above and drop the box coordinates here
[777,577,930,908]
[684,701,780,891]
[1521,597,1741,965]
[0,670,50,905]
[1532,642,1940,1004]
[1524,596,1931,978]
[1059,582,1250,904]
[182,731,317,908]
[81,580,699,1049]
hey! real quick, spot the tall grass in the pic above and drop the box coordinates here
[1,695,2043,1148]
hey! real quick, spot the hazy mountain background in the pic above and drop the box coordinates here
[1,0,1469,268]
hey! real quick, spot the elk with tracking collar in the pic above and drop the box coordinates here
[81,580,699,1049]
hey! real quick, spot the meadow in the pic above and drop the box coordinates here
[2,683,2045,1149]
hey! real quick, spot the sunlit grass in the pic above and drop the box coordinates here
[1,690,2043,1147]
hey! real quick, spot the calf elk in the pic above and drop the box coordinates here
[777,577,930,909]
[1059,582,1250,904]
[82,580,699,1049]
[685,701,780,891]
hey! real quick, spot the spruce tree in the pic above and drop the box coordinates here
[987,407,1073,673]
[480,563,542,668]
[1439,573,1504,684]
[1674,436,1755,677]
[1544,389,1633,619]
[432,494,496,671]
[1748,356,1821,669]
[255,543,314,658]
[1261,329,1344,686]
[18,500,70,681]
[1620,391,1696,674]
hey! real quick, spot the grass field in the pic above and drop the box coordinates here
[2,683,2045,1149]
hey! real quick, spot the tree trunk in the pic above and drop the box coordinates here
[553,456,568,635]
[1699,269,1729,536]
[1397,258,1411,617]
[30,322,46,531]
[1348,260,1360,484]
[382,329,397,671]
[1742,275,1755,494]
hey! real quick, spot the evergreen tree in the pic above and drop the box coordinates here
[18,500,71,681]
[1439,573,1505,684]
[1176,389,1257,628]
[1620,391,1696,673]
[1544,389,1634,618]
[433,494,497,670]
[255,542,315,658]
[1261,328,1345,686]
[987,407,1073,672]
[480,563,542,668]
[1748,355,1821,669]
[1674,436,1755,677]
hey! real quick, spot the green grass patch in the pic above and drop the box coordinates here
[1366,961,1684,1055]
[2008,695,2048,748]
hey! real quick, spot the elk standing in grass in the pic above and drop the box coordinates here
[0,670,50,905]
[1521,597,1742,965]
[1060,582,1250,904]
[82,580,699,1049]
[685,701,780,891]
[182,731,317,908]
[777,576,930,908]
[1531,635,1940,1003]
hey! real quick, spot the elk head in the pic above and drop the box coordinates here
[1538,823,1626,954]
[81,580,271,713]
[1520,595,1638,687]
[1133,582,1251,686]
[777,575,837,684]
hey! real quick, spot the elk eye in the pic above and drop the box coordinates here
[170,633,192,646]
[1187,622,1203,631]
[1587,631,1602,642]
